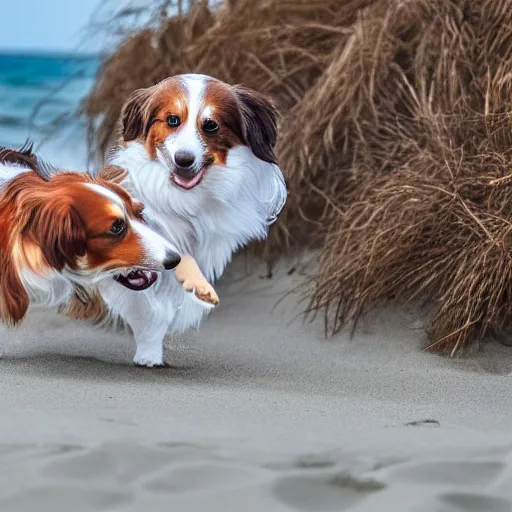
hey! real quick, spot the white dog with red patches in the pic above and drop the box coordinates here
[96,74,287,366]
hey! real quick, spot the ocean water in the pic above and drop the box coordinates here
[0,52,100,169]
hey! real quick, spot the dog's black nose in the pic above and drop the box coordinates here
[163,250,181,270]
[174,150,195,169]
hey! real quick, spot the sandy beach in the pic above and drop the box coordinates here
[2,257,512,511]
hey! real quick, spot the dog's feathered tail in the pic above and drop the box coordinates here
[0,141,58,182]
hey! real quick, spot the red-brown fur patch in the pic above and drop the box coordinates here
[121,78,189,158]
[145,81,189,159]
[0,239,29,325]
[200,80,245,166]
[0,168,151,325]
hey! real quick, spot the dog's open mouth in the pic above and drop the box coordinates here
[114,270,158,291]
[171,167,207,190]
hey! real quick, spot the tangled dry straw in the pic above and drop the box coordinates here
[84,0,512,354]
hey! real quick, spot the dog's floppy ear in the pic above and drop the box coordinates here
[0,249,29,325]
[233,85,280,164]
[121,87,155,142]
[24,199,87,271]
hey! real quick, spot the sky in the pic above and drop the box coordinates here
[0,1,219,55]
[0,0,109,54]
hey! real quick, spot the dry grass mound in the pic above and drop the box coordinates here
[311,113,512,355]
[307,0,512,354]
[84,0,512,354]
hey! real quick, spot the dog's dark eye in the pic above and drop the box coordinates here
[110,218,126,236]
[166,115,181,128]
[203,119,219,134]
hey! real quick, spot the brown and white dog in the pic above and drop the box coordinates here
[93,74,287,366]
[0,146,181,327]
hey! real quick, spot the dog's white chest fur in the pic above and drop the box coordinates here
[96,141,286,366]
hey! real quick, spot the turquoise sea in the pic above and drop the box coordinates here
[0,52,100,168]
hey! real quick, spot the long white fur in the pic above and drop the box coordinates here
[101,74,288,367]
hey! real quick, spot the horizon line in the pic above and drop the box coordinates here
[0,48,104,59]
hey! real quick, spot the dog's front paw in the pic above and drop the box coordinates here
[183,279,219,306]
[133,346,164,368]
[174,255,219,307]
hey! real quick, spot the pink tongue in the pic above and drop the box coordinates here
[173,168,205,189]
[128,277,145,287]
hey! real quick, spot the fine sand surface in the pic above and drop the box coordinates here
[2,256,512,511]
